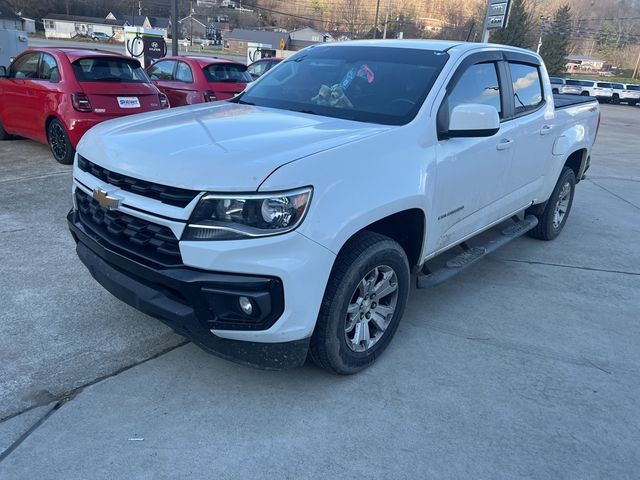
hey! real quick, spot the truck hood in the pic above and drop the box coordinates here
[77,102,391,192]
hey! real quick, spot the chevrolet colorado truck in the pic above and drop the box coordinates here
[68,40,600,374]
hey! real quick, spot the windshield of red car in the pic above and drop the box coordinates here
[72,57,149,83]
[203,63,252,83]
[235,46,449,126]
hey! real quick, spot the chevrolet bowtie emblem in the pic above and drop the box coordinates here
[93,188,122,210]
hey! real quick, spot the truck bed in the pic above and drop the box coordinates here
[554,94,598,109]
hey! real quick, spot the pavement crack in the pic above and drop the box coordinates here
[586,175,640,184]
[0,340,189,462]
[587,179,640,210]
[0,171,69,185]
[496,258,640,277]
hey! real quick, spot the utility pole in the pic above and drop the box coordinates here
[171,0,179,55]
[382,0,393,39]
[633,47,640,80]
[373,0,381,39]
[190,0,194,46]
[536,16,548,54]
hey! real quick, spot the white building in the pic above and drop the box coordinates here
[43,14,122,40]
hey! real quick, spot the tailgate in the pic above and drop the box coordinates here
[208,81,247,100]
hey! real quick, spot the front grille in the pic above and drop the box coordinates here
[77,156,199,208]
[75,188,182,266]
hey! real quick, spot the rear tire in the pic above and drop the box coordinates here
[581,91,589,96]
[527,167,576,241]
[612,94,620,105]
[47,118,75,165]
[552,88,559,94]
[309,231,410,375]
[0,120,12,140]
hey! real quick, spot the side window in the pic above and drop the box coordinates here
[175,62,193,83]
[39,54,60,82]
[9,53,40,80]
[147,60,176,81]
[248,61,267,78]
[509,63,543,114]
[448,62,502,117]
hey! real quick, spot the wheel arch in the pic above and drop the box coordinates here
[338,208,426,271]
[563,148,588,183]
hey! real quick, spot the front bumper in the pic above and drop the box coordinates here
[67,210,311,369]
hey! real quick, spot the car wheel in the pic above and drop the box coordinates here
[309,231,410,375]
[552,88,559,94]
[0,120,12,140]
[612,94,620,104]
[581,91,589,96]
[527,167,576,241]
[629,100,637,106]
[47,118,75,165]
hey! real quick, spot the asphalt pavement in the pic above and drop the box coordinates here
[0,104,639,479]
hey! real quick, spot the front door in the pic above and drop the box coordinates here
[2,52,41,136]
[431,60,517,251]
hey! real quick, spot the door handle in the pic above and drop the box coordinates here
[496,138,514,151]
[540,125,553,136]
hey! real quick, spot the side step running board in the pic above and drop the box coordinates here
[416,215,539,288]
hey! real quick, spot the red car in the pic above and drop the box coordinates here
[0,48,168,164]
[247,57,282,80]
[146,56,252,106]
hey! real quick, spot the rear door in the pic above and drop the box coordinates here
[72,56,162,116]
[2,52,41,135]
[503,61,556,207]
[202,63,252,100]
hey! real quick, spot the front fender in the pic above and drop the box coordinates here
[259,126,435,256]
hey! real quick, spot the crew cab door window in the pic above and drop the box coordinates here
[9,52,40,79]
[508,63,543,114]
[447,63,502,117]
[148,60,176,81]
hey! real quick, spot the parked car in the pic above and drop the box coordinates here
[146,56,251,106]
[0,48,169,164]
[90,32,112,42]
[608,83,640,105]
[624,84,640,105]
[549,77,581,95]
[576,80,613,101]
[247,57,282,80]
[68,41,600,374]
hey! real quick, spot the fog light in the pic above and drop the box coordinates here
[238,296,253,315]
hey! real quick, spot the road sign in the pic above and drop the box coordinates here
[484,0,512,30]
[279,38,285,50]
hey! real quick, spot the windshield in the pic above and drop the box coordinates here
[203,63,252,83]
[72,57,148,83]
[236,46,449,125]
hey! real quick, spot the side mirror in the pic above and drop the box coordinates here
[0,66,7,78]
[445,104,500,138]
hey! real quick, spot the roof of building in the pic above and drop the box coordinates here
[147,16,170,29]
[567,54,605,62]
[0,0,19,20]
[43,13,121,26]
[225,28,290,47]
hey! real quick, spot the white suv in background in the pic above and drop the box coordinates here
[609,83,640,105]
[577,80,614,101]
[550,77,581,95]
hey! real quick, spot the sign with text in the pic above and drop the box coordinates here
[485,0,512,30]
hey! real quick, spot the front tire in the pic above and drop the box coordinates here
[47,118,75,164]
[612,94,620,105]
[309,231,410,375]
[527,167,576,241]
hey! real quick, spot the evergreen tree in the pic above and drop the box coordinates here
[539,5,572,76]
[489,0,534,49]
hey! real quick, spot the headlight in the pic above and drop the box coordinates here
[182,187,312,241]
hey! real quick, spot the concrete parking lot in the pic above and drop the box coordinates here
[0,104,639,479]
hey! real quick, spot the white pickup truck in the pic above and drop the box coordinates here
[68,40,600,374]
